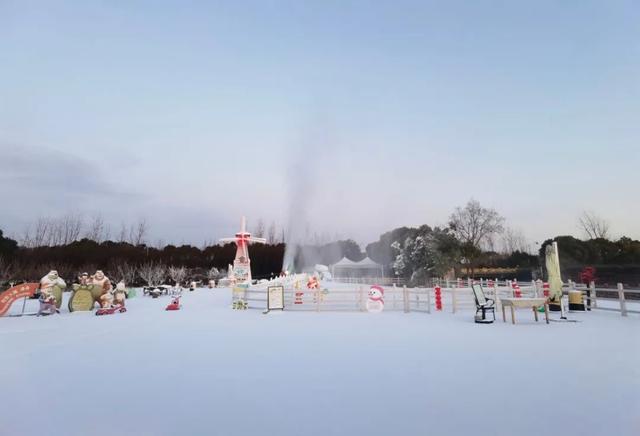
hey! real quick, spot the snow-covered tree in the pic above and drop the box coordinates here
[168,266,187,286]
[139,262,166,286]
[392,227,460,284]
[115,262,137,285]
[207,267,221,280]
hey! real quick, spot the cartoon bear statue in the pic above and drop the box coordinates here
[39,270,66,309]
[366,285,385,313]
[113,282,127,306]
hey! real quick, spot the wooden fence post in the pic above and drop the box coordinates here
[316,288,320,312]
[451,288,457,314]
[590,281,597,309]
[392,284,397,310]
[426,287,432,314]
[617,283,627,317]
[403,286,409,313]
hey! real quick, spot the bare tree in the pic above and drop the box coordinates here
[168,266,187,286]
[501,227,531,254]
[449,199,505,248]
[129,218,148,246]
[20,223,35,248]
[253,218,265,238]
[33,217,51,247]
[267,221,277,243]
[579,211,610,240]
[139,262,166,286]
[114,262,138,285]
[86,214,110,243]
[117,222,128,243]
[20,214,84,247]
[449,199,505,275]
[0,256,14,284]
[59,212,84,245]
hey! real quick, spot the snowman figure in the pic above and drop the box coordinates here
[366,285,385,313]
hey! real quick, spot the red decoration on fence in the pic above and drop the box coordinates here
[514,285,522,298]
[294,291,304,305]
[434,285,442,311]
[543,282,550,297]
[511,280,522,298]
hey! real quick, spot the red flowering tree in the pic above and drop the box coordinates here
[580,266,597,285]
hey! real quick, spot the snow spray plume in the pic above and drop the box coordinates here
[282,121,331,273]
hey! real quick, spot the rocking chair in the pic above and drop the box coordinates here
[471,284,495,324]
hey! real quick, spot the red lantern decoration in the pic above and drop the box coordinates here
[434,285,442,311]
[514,285,522,298]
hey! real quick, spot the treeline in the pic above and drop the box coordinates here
[0,232,285,285]
[2,200,639,287]
[540,236,640,285]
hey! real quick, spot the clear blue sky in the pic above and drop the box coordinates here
[1,0,638,247]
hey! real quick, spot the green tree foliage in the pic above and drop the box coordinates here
[539,236,640,266]
[0,229,18,259]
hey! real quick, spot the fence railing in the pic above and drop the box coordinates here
[235,284,428,313]
[235,279,639,317]
[332,277,406,286]
[433,279,639,317]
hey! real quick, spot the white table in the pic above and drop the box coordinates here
[500,297,549,324]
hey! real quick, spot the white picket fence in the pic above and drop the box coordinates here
[237,284,430,313]
[570,281,640,317]
[332,277,407,286]
[235,279,639,317]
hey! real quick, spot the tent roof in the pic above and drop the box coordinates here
[355,257,381,267]
[332,257,358,267]
[332,256,382,269]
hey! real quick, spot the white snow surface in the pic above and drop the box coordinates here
[1,288,639,436]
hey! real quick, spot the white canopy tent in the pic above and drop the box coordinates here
[331,257,384,278]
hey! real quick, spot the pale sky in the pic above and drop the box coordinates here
[1,1,638,247]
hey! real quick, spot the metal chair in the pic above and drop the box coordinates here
[471,284,495,324]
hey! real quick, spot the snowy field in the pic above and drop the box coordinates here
[1,288,639,436]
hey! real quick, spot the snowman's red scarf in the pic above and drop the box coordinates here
[368,295,384,304]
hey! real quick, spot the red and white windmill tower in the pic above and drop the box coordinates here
[220,217,266,284]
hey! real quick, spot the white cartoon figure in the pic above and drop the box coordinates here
[366,285,385,313]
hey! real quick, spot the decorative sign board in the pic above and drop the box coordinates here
[233,262,250,283]
[0,283,39,316]
[68,288,94,312]
[267,286,285,311]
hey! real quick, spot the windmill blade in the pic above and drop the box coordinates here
[219,238,236,243]
[248,237,267,244]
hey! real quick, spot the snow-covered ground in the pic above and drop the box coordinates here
[1,288,638,436]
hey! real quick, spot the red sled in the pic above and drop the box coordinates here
[96,304,127,316]
[166,296,181,311]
